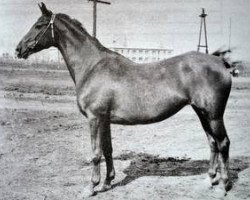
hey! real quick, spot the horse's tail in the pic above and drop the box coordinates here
[212,48,242,68]
[211,49,232,68]
[212,48,241,76]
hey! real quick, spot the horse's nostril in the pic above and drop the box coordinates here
[15,45,23,58]
[15,45,22,54]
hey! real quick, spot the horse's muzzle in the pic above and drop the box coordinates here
[15,44,29,59]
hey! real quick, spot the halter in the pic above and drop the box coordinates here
[31,14,56,49]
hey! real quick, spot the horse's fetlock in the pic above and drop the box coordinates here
[109,169,115,180]
[92,155,101,164]
[208,169,216,178]
[91,177,100,186]
[221,172,229,182]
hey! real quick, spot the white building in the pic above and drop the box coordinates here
[8,46,173,64]
[111,47,174,63]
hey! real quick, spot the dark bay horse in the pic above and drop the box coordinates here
[16,3,232,197]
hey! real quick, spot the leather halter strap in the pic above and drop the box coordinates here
[32,14,56,49]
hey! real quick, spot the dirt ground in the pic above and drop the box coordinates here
[0,62,249,200]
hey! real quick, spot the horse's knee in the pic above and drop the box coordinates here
[92,153,102,165]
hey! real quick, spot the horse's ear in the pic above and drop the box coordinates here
[38,2,52,17]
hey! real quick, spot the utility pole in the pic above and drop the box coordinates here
[228,18,232,50]
[88,0,111,38]
[197,8,209,54]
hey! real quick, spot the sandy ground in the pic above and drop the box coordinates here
[0,63,249,200]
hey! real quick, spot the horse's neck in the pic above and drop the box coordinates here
[56,19,107,84]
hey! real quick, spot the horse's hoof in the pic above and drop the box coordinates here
[211,175,220,186]
[100,183,111,192]
[224,180,233,192]
[209,172,220,186]
[211,179,219,186]
[82,185,95,198]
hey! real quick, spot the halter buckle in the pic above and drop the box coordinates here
[50,14,56,40]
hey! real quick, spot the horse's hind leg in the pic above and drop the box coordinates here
[206,134,220,185]
[192,106,231,191]
[192,106,220,185]
[101,117,115,191]
[209,119,231,191]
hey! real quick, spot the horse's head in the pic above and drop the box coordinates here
[16,2,56,59]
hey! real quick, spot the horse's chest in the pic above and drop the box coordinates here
[77,86,113,116]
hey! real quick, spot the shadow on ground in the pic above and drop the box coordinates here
[111,152,249,189]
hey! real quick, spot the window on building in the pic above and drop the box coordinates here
[139,57,143,61]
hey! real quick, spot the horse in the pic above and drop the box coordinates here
[16,2,232,197]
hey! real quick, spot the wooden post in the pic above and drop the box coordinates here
[93,0,97,37]
[197,8,209,54]
[88,0,111,38]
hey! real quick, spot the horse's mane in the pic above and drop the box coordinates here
[58,13,86,33]
[57,13,118,55]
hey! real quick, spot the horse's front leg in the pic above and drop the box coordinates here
[83,115,103,197]
[101,118,115,191]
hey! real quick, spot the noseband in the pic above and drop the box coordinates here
[31,14,56,49]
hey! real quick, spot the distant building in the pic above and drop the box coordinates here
[111,47,174,63]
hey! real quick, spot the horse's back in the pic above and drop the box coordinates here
[114,51,232,98]
[106,51,231,86]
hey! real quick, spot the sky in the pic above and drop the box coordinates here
[0,0,250,62]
